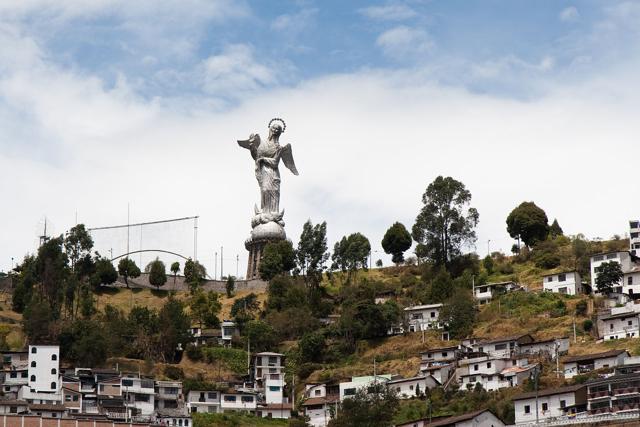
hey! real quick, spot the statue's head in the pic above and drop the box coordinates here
[268,117,286,139]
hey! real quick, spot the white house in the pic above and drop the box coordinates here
[513,384,587,425]
[256,403,292,419]
[339,375,392,401]
[404,304,444,332]
[456,355,534,391]
[302,395,339,427]
[562,350,629,379]
[396,409,505,427]
[155,380,184,411]
[474,281,522,305]
[27,345,59,394]
[0,400,28,414]
[471,335,534,358]
[219,392,257,413]
[186,390,220,414]
[630,220,640,256]
[590,251,640,296]
[542,271,582,295]
[518,337,570,360]
[599,311,640,340]
[121,375,156,417]
[221,320,239,343]
[419,346,459,384]
[386,375,437,398]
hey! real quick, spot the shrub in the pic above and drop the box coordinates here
[164,366,184,380]
[583,319,593,332]
[185,344,203,361]
[575,300,588,316]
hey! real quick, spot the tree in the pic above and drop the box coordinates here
[332,233,371,279]
[23,295,53,343]
[299,331,325,363]
[184,258,206,291]
[382,222,412,265]
[296,220,330,287]
[260,240,296,281]
[328,383,399,427]
[225,275,235,298]
[595,261,623,295]
[148,258,167,290]
[375,259,383,268]
[243,320,278,352]
[59,319,108,367]
[117,258,141,288]
[440,289,476,339]
[90,257,118,289]
[190,289,221,329]
[550,219,564,237]
[412,176,479,269]
[231,293,260,328]
[64,224,94,273]
[158,297,191,362]
[170,262,180,286]
[506,202,549,248]
[482,255,494,274]
[426,268,454,303]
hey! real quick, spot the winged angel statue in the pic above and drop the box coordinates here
[238,118,298,227]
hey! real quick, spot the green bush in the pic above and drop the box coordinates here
[186,344,203,361]
[202,347,247,374]
[164,366,184,380]
[575,300,588,316]
[583,319,593,332]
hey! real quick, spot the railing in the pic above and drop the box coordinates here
[588,407,612,415]
[588,390,611,399]
[612,387,640,395]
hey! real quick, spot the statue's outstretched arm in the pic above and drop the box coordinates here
[237,134,258,160]
[280,144,299,175]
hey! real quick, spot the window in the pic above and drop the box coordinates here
[558,274,566,282]
[560,400,566,408]
[122,379,133,387]
[629,320,633,326]
[51,354,57,361]
[629,277,634,285]
[593,255,604,261]
[314,390,321,396]
[487,362,492,368]
[487,376,493,381]
[542,403,548,411]
[224,395,236,402]
[268,356,278,364]
[409,385,414,390]
[607,254,618,259]
[469,376,476,382]
[430,312,436,318]
[632,222,639,229]
[495,344,507,351]
[441,352,448,357]
[344,388,356,396]
[185,420,189,426]
[559,287,568,294]
[31,347,37,354]
[207,392,217,399]
[31,361,36,367]
[269,386,280,392]
[51,368,56,375]
[241,396,253,403]
[10,372,17,379]
[474,364,479,371]
[478,347,484,353]
[547,276,553,282]
[30,375,36,382]
[65,395,72,402]
[611,324,614,330]
[9,407,17,414]
[73,395,79,402]
[134,394,149,402]
[51,382,57,389]
[21,372,27,378]
[524,405,530,414]
[4,386,10,391]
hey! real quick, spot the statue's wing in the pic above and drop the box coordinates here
[237,134,258,160]
[280,143,299,175]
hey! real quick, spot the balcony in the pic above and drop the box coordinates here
[589,390,611,399]
[589,407,612,415]
[577,364,595,373]
[614,403,640,412]
[613,387,640,396]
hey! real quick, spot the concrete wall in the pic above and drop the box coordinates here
[0,416,149,427]
[112,273,267,293]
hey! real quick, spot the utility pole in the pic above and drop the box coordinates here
[573,317,577,343]
[236,254,239,278]
[126,204,130,255]
[221,246,224,279]
[214,252,218,281]
[487,239,491,256]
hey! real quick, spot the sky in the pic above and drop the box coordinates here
[1,0,640,277]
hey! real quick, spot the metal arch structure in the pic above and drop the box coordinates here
[110,249,191,263]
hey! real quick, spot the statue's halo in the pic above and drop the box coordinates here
[268,117,286,133]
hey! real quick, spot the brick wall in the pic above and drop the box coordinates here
[0,416,149,427]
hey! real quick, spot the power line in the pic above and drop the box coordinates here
[88,215,199,231]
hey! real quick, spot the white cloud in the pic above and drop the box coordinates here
[359,3,417,21]
[200,44,277,97]
[376,26,434,59]
[560,6,580,22]
[271,8,318,33]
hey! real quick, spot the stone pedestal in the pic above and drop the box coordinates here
[245,220,286,280]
